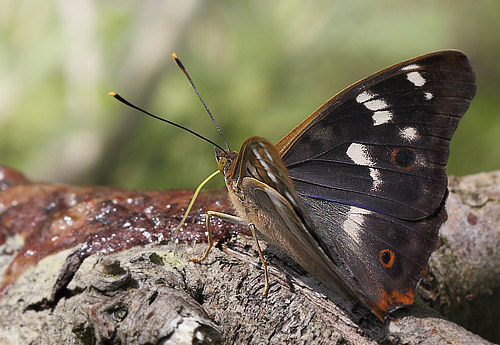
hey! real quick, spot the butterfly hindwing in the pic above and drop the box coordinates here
[299,194,445,317]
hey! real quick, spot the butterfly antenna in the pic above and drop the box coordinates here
[172,53,230,151]
[108,92,225,152]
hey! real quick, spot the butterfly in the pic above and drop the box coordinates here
[111,50,476,321]
[207,50,476,321]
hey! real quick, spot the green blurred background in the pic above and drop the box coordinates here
[1,0,499,191]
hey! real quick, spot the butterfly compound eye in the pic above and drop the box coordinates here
[217,157,228,174]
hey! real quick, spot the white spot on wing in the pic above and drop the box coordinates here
[364,99,388,111]
[284,190,297,208]
[266,171,278,183]
[372,110,393,126]
[259,160,276,181]
[356,90,392,125]
[264,149,275,162]
[347,143,375,167]
[424,92,433,100]
[369,168,382,191]
[356,91,376,103]
[343,206,372,243]
[347,143,383,190]
[401,64,420,71]
[400,127,419,141]
[406,71,426,87]
[252,148,263,160]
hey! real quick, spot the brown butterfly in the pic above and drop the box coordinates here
[111,50,476,321]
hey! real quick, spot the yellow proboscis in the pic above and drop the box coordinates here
[173,170,220,235]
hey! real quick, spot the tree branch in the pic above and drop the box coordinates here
[0,166,497,344]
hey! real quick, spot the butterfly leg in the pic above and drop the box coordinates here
[248,223,269,295]
[189,212,269,295]
[189,210,244,263]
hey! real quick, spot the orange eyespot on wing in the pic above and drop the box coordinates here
[379,249,395,268]
[390,147,416,170]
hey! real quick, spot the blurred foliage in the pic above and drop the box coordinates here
[1,0,499,191]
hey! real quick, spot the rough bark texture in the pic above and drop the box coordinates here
[420,172,500,343]
[0,166,498,345]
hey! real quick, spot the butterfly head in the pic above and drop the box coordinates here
[215,147,239,182]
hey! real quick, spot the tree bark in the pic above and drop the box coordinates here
[0,166,497,344]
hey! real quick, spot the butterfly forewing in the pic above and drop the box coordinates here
[278,50,475,220]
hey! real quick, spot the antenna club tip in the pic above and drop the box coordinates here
[108,91,117,97]
[172,53,185,72]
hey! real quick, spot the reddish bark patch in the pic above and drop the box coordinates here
[467,212,478,225]
[0,166,244,299]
